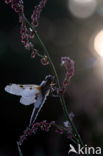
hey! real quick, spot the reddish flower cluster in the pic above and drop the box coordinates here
[4,0,24,14]
[31,49,38,59]
[18,120,73,145]
[40,55,49,65]
[19,17,34,51]
[59,57,75,94]
[3,0,48,61]
[51,57,75,96]
[31,0,47,27]
[3,0,33,51]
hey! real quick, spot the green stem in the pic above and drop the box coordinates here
[23,16,84,147]
[34,30,84,147]
[17,142,23,156]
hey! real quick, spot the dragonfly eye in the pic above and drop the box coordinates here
[45,75,54,83]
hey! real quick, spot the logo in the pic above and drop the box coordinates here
[68,144,102,155]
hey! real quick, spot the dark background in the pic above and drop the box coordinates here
[0,0,103,155]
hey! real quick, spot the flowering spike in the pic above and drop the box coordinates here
[18,120,73,145]
[3,0,48,60]
[31,49,37,59]
[50,57,75,96]
[31,0,47,27]
[60,57,75,93]
[64,112,75,128]
[4,0,12,4]
[3,0,24,14]
[41,56,49,65]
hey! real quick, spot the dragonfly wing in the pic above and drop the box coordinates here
[5,84,24,96]
[20,86,41,105]
[5,84,41,105]
[20,96,36,105]
[5,84,40,96]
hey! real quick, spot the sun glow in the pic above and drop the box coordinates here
[94,31,103,57]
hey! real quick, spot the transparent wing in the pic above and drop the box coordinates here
[5,84,42,105]
[20,85,41,105]
[21,87,39,97]
[5,84,40,96]
[20,96,37,105]
[5,84,24,96]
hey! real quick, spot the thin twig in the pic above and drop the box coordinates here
[17,142,23,156]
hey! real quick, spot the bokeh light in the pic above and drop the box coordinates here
[68,0,97,19]
[94,30,103,57]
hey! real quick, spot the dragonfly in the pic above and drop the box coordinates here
[5,75,55,126]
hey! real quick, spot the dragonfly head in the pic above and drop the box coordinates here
[40,75,55,95]
[45,75,54,84]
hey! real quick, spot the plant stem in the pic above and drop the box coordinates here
[34,30,84,147]
[23,16,84,147]
[17,142,23,156]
